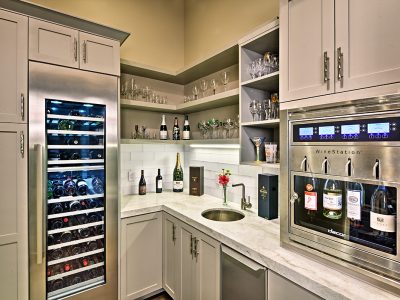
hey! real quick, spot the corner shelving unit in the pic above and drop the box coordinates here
[239,19,280,171]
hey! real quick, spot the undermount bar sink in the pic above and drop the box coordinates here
[201,208,245,222]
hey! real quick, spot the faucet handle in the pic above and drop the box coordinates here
[246,196,252,209]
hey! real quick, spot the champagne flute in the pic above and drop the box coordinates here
[192,85,199,100]
[200,79,208,98]
[220,71,230,91]
[210,78,217,95]
[249,99,258,121]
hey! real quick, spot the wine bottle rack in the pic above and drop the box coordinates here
[48,248,105,266]
[47,114,104,122]
[47,194,104,204]
[47,207,104,219]
[48,235,104,251]
[47,165,104,172]
[48,159,104,165]
[47,276,104,300]
[48,221,104,235]
[48,145,104,150]
[47,262,104,282]
[47,130,104,136]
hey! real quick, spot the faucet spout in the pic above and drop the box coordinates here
[232,183,252,210]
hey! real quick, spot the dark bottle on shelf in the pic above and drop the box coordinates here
[87,199,102,208]
[64,178,77,196]
[160,114,168,140]
[69,110,82,117]
[49,248,64,261]
[78,227,91,238]
[65,136,79,145]
[48,264,64,277]
[49,203,64,215]
[182,115,190,140]
[48,180,53,199]
[49,218,64,230]
[88,240,99,251]
[93,225,104,236]
[139,170,146,195]
[52,180,64,198]
[80,199,89,209]
[68,275,83,286]
[173,153,183,192]
[172,117,180,140]
[60,231,73,243]
[49,279,64,292]
[76,179,88,196]
[70,244,83,256]
[89,150,103,159]
[88,212,103,223]
[67,200,82,212]
[48,234,56,245]
[70,152,81,160]
[89,136,100,145]
[156,169,163,193]
[59,151,70,160]
[58,119,73,130]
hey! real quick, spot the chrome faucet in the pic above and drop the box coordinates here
[232,183,252,210]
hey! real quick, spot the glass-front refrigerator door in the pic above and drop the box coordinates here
[46,100,106,299]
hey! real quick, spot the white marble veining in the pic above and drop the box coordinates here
[121,192,398,300]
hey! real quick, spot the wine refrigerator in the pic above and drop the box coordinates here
[280,97,400,292]
[28,62,118,300]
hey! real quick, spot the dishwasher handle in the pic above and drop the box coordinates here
[221,245,266,272]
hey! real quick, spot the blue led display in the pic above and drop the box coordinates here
[368,123,390,134]
[299,127,313,136]
[341,124,360,135]
[319,126,335,135]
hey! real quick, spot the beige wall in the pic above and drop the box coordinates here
[30,0,185,72]
[183,0,279,66]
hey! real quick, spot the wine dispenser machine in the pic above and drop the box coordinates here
[280,97,400,291]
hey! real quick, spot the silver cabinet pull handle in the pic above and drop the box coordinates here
[172,224,176,242]
[83,41,88,63]
[20,93,25,120]
[323,51,330,90]
[337,47,344,87]
[20,131,24,157]
[194,238,199,258]
[73,37,78,62]
[35,144,44,264]
[190,235,194,256]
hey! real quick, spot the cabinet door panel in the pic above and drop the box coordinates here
[79,32,119,76]
[0,10,27,123]
[163,214,179,299]
[121,213,162,300]
[180,223,195,300]
[336,0,400,92]
[29,18,78,68]
[195,231,220,300]
[0,124,28,300]
[281,0,334,101]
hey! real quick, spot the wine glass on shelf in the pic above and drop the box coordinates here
[207,118,219,139]
[247,62,256,80]
[264,99,272,120]
[192,85,199,100]
[210,78,217,95]
[256,100,265,121]
[220,71,230,91]
[255,58,265,78]
[250,137,266,162]
[200,79,208,98]
[249,99,258,122]
[224,118,234,139]
[198,121,209,139]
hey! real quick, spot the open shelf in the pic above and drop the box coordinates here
[121,138,240,145]
[121,43,239,85]
[121,88,239,114]
[240,161,280,169]
[241,71,279,90]
[241,119,280,128]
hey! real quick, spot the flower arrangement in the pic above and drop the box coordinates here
[218,169,231,205]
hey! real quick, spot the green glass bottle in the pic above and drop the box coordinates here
[173,153,183,192]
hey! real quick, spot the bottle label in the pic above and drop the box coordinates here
[173,181,183,189]
[139,186,146,195]
[323,193,342,210]
[157,179,163,189]
[182,131,190,140]
[346,190,362,220]
[370,211,396,232]
[304,191,317,210]
[160,131,167,140]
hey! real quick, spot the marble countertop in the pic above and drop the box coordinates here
[121,192,398,300]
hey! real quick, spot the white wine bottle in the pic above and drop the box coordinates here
[323,179,343,219]
[346,182,364,228]
[160,115,168,140]
[370,185,396,233]
[173,153,183,192]
[182,115,190,140]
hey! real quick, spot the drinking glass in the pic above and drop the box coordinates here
[255,58,265,77]
[207,118,219,139]
[200,79,208,98]
[192,85,199,100]
[247,62,256,79]
[249,99,258,121]
[210,78,217,95]
[220,72,230,91]
[224,118,234,138]
[198,121,209,139]
[264,99,272,120]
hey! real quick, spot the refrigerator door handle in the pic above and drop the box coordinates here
[35,144,45,264]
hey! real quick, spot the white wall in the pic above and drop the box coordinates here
[120,143,279,211]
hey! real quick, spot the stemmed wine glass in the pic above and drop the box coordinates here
[198,121,209,139]
[249,99,258,121]
[210,78,217,95]
[220,72,230,91]
[200,79,208,98]
[256,100,265,121]
[247,62,256,79]
[207,118,219,139]
[224,118,234,139]
[192,85,199,100]
[255,58,265,77]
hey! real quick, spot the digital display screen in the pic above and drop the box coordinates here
[341,124,360,135]
[319,126,335,135]
[368,123,390,134]
[299,127,313,136]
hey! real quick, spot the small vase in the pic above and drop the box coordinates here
[223,186,228,206]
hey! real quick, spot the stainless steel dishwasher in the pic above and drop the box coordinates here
[221,245,266,300]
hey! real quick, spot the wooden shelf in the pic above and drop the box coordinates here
[241,119,280,128]
[240,161,280,169]
[241,71,279,91]
[121,88,239,113]
[121,43,238,84]
[240,22,279,54]
[121,138,239,145]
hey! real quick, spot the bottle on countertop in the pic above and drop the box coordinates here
[139,170,146,195]
[173,153,183,192]
[156,168,163,193]
[172,117,180,140]
[182,115,191,140]
[160,114,168,140]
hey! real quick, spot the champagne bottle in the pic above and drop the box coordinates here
[172,117,180,140]
[160,114,168,140]
[156,168,163,193]
[139,170,146,195]
[304,177,318,221]
[173,153,183,192]
[323,179,343,219]
[370,185,396,233]
[182,115,190,140]
[346,182,364,228]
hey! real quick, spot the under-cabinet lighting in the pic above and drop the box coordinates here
[189,144,240,149]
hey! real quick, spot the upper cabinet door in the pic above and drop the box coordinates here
[280,0,334,102]
[29,18,78,68]
[0,10,27,123]
[79,32,120,76]
[335,0,400,92]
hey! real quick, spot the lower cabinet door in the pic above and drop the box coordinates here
[179,222,196,300]
[194,230,221,300]
[163,213,180,299]
[121,213,162,300]
[267,270,321,300]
